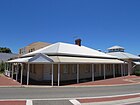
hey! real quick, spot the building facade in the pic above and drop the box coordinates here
[19,42,50,56]
[107,46,140,75]
[7,41,127,86]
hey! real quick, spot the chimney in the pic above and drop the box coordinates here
[75,39,81,46]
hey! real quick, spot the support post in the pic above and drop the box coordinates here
[20,64,23,85]
[12,63,14,79]
[128,60,131,76]
[5,63,6,70]
[77,64,79,83]
[103,64,106,79]
[124,61,126,76]
[58,64,60,86]
[27,63,30,85]
[16,63,18,81]
[113,64,115,78]
[92,64,94,81]
[121,64,123,76]
[51,64,54,86]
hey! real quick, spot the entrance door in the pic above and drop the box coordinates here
[43,64,51,80]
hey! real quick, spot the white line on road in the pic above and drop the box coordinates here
[26,100,33,105]
[69,99,81,105]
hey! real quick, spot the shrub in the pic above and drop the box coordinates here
[134,69,140,76]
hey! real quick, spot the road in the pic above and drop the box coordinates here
[0,84,140,99]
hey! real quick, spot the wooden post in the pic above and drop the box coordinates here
[77,64,79,83]
[27,63,30,85]
[58,64,60,86]
[104,64,106,79]
[20,64,23,85]
[51,64,54,86]
[92,64,94,81]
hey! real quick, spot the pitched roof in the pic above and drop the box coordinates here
[108,46,124,50]
[23,42,115,58]
[0,53,18,62]
[107,52,140,60]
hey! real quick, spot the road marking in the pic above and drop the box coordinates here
[0,92,140,101]
[69,99,81,105]
[26,100,32,105]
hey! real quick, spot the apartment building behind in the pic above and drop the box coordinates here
[19,42,50,56]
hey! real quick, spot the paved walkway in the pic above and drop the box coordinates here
[0,100,26,105]
[68,75,140,86]
[0,74,20,86]
[0,74,140,87]
[78,94,140,105]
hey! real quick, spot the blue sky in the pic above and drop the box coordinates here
[0,0,140,55]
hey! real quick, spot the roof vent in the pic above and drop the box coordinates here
[75,39,81,46]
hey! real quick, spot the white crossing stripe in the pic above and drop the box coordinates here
[69,99,81,105]
[26,100,33,105]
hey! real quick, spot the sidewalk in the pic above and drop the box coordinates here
[68,75,140,87]
[77,94,140,105]
[0,74,21,86]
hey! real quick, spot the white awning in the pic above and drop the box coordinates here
[133,62,140,65]
[7,57,32,63]
[50,56,124,64]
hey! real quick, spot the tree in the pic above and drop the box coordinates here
[0,61,5,72]
[0,47,12,53]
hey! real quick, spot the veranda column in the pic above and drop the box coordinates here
[27,63,30,85]
[103,64,106,79]
[5,62,6,70]
[20,64,23,85]
[16,63,18,81]
[12,63,14,79]
[123,61,126,76]
[113,64,115,78]
[51,63,54,86]
[58,64,60,86]
[9,63,11,77]
[92,64,94,81]
[77,64,79,83]
[6,63,8,70]
[128,60,131,76]
[121,64,123,76]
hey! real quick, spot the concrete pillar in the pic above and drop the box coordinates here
[92,64,94,81]
[27,63,30,85]
[51,64,54,86]
[58,64,60,86]
[77,64,79,83]
[103,64,106,79]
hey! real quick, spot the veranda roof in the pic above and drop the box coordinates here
[133,62,140,65]
[107,52,140,60]
[50,56,124,64]
[7,57,32,63]
[7,54,124,64]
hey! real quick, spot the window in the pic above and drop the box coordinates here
[72,64,76,74]
[85,65,91,73]
[63,65,68,74]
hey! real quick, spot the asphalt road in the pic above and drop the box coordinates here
[0,84,140,99]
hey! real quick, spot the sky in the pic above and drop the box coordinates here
[0,0,140,55]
